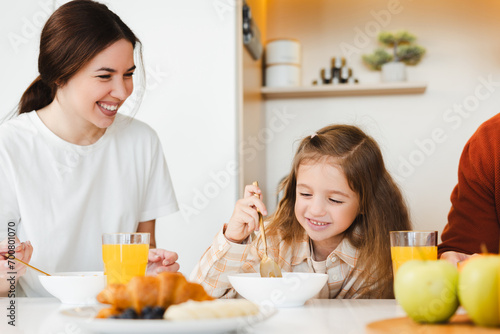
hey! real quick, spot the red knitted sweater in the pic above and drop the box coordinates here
[439,113,500,255]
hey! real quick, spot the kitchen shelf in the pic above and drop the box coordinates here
[261,82,427,99]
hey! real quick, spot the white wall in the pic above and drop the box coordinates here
[107,1,240,276]
[264,0,500,239]
[0,0,240,276]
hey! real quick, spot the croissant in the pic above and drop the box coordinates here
[96,272,213,318]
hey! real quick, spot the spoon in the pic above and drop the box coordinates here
[252,181,282,278]
[2,254,51,276]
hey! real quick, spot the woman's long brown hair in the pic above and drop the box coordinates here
[266,124,411,298]
[18,0,141,115]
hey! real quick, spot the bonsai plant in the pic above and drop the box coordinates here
[363,30,425,81]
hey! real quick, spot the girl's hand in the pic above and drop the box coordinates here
[146,248,179,274]
[0,237,33,277]
[224,184,268,244]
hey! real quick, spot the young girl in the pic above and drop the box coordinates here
[0,0,179,297]
[191,124,411,299]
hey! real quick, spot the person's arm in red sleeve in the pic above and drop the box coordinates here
[439,119,500,262]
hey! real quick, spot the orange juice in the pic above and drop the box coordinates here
[391,246,437,276]
[102,243,149,284]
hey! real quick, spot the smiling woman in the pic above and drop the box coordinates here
[38,39,136,144]
[0,0,180,297]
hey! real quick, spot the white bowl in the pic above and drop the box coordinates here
[39,271,106,304]
[228,272,328,308]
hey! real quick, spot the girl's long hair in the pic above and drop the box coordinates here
[267,124,411,298]
[17,0,144,116]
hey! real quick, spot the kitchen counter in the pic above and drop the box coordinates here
[0,297,407,333]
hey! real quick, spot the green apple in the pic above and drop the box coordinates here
[458,255,500,327]
[394,259,459,323]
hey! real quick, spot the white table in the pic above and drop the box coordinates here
[0,297,406,334]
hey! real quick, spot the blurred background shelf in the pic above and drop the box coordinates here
[261,82,427,99]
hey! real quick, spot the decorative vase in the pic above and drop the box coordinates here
[381,62,407,82]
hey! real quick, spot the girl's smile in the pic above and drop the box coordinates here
[306,218,331,230]
[295,158,360,257]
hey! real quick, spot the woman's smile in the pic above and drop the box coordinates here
[97,101,120,117]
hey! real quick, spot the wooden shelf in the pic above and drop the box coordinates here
[261,82,427,99]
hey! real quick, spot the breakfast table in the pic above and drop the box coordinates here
[0,297,410,334]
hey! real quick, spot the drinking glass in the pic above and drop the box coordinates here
[390,231,438,277]
[102,233,150,285]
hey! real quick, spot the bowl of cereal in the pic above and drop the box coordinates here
[228,272,328,308]
[39,271,106,304]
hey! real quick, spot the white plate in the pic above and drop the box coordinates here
[60,304,277,334]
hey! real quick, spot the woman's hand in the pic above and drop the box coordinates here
[146,248,179,274]
[224,184,268,244]
[0,237,33,278]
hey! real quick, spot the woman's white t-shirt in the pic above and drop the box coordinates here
[0,111,178,296]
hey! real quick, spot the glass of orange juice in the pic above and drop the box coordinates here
[102,233,150,285]
[390,231,438,277]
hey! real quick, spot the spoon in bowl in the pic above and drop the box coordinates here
[252,181,282,278]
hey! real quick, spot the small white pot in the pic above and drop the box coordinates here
[265,64,301,87]
[381,62,407,82]
[266,39,301,65]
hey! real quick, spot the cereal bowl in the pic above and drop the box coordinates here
[39,271,106,304]
[228,272,328,307]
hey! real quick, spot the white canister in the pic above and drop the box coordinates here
[265,39,301,65]
[265,64,301,87]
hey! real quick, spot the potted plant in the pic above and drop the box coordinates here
[363,30,426,82]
